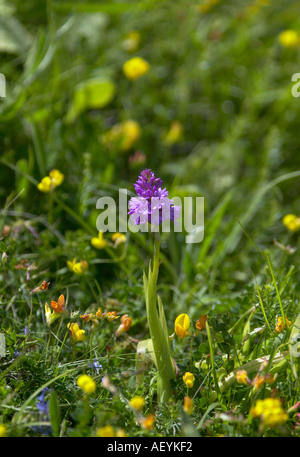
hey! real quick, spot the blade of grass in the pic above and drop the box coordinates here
[206,321,221,396]
[236,218,286,327]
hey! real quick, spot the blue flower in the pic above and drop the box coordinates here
[30,388,52,436]
[89,360,102,374]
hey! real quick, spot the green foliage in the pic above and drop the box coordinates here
[0,0,300,438]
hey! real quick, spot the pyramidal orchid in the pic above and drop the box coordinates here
[129,169,180,403]
[128,169,181,226]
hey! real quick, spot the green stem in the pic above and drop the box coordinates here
[48,191,54,225]
[190,335,194,371]
[266,255,287,328]
[145,233,174,404]
[56,328,70,366]
[206,321,221,396]
[255,283,272,332]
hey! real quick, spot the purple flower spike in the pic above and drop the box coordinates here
[128,169,181,226]
[134,169,168,200]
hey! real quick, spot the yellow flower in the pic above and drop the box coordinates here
[0,424,6,437]
[123,31,141,52]
[183,396,193,415]
[45,303,60,326]
[49,169,64,187]
[68,323,86,342]
[37,169,64,193]
[250,398,288,428]
[37,176,52,193]
[252,374,265,391]
[116,428,127,437]
[195,315,207,331]
[141,414,155,430]
[235,370,249,385]
[97,425,115,437]
[122,57,149,81]
[164,121,183,145]
[51,294,66,314]
[105,311,120,322]
[175,313,190,339]
[279,30,300,48]
[283,214,300,232]
[67,259,88,274]
[96,308,102,319]
[112,232,127,247]
[115,314,132,337]
[103,120,141,151]
[252,373,276,391]
[67,259,76,271]
[129,396,145,411]
[80,313,94,322]
[91,231,109,249]
[183,372,195,389]
[77,374,96,394]
[73,261,88,274]
[30,280,50,294]
[275,315,291,334]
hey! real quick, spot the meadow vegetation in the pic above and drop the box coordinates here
[1,0,300,438]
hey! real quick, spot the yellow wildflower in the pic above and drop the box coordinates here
[183,372,195,389]
[103,120,141,151]
[175,313,190,339]
[279,30,300,48]
[122,57,149,81]
[96,308,102,319]
[275,315,291,334]
[195,315,207,331]
[235,370,249,385]
[91,231,109,249]
[129,396,145,411]
[252,373,276,391]
[141,414,155,431]
[123,31,141,52]
[116,428,127,437]
[112,232,127,247]
[283,214,300,232]
[250,398,288,428]
[51,294,66,314]
[67,259,88,274]
[37,169,64,193]
[45,303,60,326]
[49,169,64,186]
[252,374,266,391]
[77,374,96,394]
[68,323,86,342]
[115,314,132,337]
[0,424,6,437]
[30,280,50,294]
[37,176,52,193]
[163,121,183,145]
[105,311,120,322]
[97,425,115,437]
[80,313,93,322]
[183,396,193,415]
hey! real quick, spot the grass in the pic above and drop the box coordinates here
[0,0,300,438]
